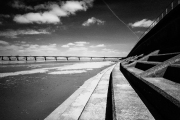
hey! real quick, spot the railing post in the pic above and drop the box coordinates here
[166,8,168,14]
[171,2,173,9]
[178,0,180,4]
[157,17,159,22]
[162,13,163,18]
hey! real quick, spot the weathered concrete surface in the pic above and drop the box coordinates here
[126,50,159,67]
[45,64,115,120]
[79,64,116,120]
[127,67,144,75]
[113,63,155,120]
[140,53,180,77]
[143,77,180,106]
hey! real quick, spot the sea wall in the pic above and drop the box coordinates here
[128,5,180,56]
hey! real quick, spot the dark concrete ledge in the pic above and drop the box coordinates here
[120,63,180,120]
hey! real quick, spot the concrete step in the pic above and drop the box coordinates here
[140,53,180,77]
[159,47,180,54]
[120,63,180,120]
[162,65,180,83]
[147,53,180,62]
[45,64,116,120]
[112,63,154,120]
[134,61,159,71]
[143,77,180,104]
[78,64,115,120]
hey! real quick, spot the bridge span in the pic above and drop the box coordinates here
[0,56,123,61]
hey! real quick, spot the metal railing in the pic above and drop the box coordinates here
[139,0,180,39]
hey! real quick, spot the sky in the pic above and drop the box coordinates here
[0,0,173,57]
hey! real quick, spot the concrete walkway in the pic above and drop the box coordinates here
[112,63,155,120]
[45,64,116,120]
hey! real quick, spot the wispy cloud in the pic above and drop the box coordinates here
[0,40,9,45]
[61,43,75,48]
[102,48,119,53]
[12,0,33,10]
[90,44,105,48]
[0,29,50,38]
[14,12,61,24]
[129,19,155,28]
[82,17,105,26]
[0,14,10,18]
[61,1,85,14]
[74,41,89,46]
[62,41,89,48]
[0,42,58,55]
[68,47,88,51]
[0,14,11,24]
[13,0,95,24]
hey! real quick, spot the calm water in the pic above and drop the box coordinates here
[0,60,115,120]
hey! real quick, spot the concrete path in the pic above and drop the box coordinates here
[79,64,115,120]
[45,64,116,120]
[112,63,155,120]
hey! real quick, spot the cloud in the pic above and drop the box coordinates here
[90,44,105,48]
[74,41,89,46]
[102,48,119,53]
[82,17,105,26]
[61,43,75,48]
[0,14,10,18]
[0,42,58,55]
[0,29,50,38]
[62,41,90,54]
[68,47,88,51]
[13,0,95,24]
[12,0,33,10]
[25,44,57,51]
[61,1,85,14]
[0,14,10,25]
[62,41,89,48]
[0,40,9,45]
[14,12,61,24]
[129,19,155,28]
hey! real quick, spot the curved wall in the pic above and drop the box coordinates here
[128,5,180,57]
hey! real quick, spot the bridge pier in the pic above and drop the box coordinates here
[16,56,19,61]
[90,57,93,61]
[44,57,47,61]
[66,57,69,61]
[34,57,37,61]
[103,57,106,61]
[24,56,28,61]
[78,57,80,61]
[8,56,12,61]
[1,56,3,61]
[55,57,57,61]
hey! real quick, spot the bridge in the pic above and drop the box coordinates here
[0,56,123,61]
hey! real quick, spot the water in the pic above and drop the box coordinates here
[0,60,115,120]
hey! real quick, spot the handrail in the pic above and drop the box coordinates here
[139,0,180,39]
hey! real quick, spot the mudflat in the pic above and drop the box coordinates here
[0,61,115,120]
